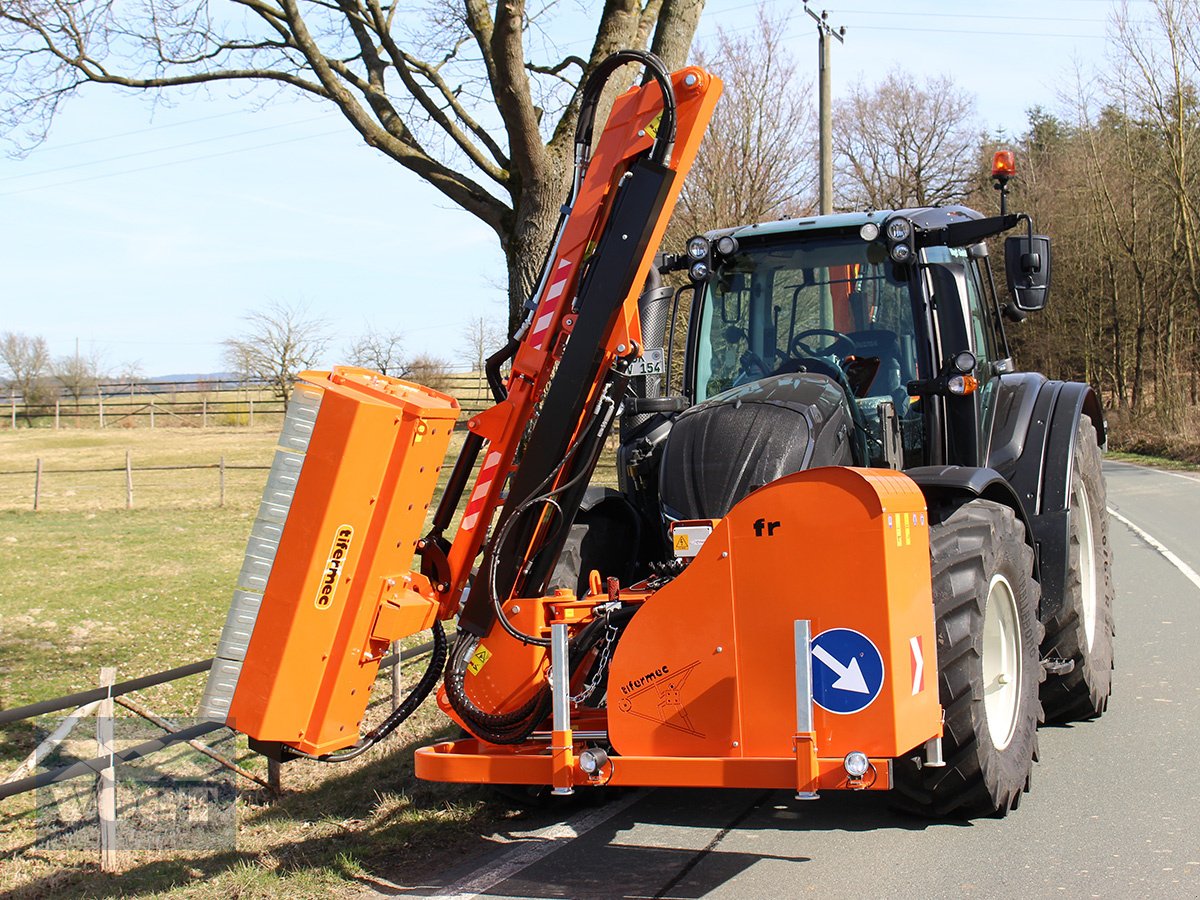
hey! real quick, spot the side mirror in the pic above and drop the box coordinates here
[1004,234,1051,311]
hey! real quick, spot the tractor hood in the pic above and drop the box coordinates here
[658,372,856,521]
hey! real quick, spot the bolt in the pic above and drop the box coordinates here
[998,674,1011,685]
[386,578,396,588]
[715,646,723,653]
[721,551,728,558]
[511,604,521,614]
[732,740,739,748]
[684,73,698,87]
[617,343,627,353]
[638,129,646,137]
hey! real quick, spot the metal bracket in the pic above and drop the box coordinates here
[550,622,574,796]
[1041,656,1076,676]
[794,619,819,800]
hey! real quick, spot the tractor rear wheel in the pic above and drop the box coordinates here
[894,498,1043,818]
[1040,415,1115,722]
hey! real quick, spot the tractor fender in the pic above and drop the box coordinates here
[906,465,1038,582]
[579,485,629,514]
[985,372,1049,478]
[986,377,1106,516]
[984,378,1105,620]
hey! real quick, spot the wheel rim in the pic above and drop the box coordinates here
[983,573,1022,751]
[1073,478,1097,651]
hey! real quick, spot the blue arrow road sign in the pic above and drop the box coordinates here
[810,628,885,714]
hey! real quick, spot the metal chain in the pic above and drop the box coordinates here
[570,619,619,705]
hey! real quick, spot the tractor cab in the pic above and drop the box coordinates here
[687,213,931,471]
[639,205,1054,526]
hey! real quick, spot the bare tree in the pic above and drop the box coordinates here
[405,353,453,391]
[0,331,53,420]
[222,301,330,399]
[1,1,706,326]
[672,6,816,238]
[459,315,505,374]
[348,326,406,376]
[53,348,105,407]
[834,69,980,210]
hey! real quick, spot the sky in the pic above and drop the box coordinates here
[0,0,1134,378]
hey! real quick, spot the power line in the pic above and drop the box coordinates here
[848,24,1108,38]
[838,7,1108,24]
[2,1,1120,168]
[18,109,253,155]
[0,129,345,197]
[0,115,333,184]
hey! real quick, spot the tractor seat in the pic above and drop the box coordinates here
[847,329,903,395]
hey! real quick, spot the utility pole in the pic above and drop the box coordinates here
[804,2,845,216]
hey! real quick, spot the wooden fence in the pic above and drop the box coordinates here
[0,641,432,871]
[1,454,269,511]
[4,374,495,429]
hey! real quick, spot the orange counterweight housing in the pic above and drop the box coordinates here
[222,367,458,755]
[607,467,941,765]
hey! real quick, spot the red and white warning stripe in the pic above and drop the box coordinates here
[460,451,503,532]
[529,259,573,350]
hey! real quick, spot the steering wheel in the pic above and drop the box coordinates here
[789,328,858,359]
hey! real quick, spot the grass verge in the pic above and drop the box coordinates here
[1105,449,1200,471]
[0,425,549,898]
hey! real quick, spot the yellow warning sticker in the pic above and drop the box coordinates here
[644,111,663,139]
[467,644,492,676]
[673,533,690,551]
[903,515,911,546]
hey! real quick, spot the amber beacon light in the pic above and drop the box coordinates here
[992,149,1016,214]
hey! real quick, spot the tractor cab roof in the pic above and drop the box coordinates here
[705,205,991,243]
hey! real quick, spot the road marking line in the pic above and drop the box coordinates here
[1107,506,1200,593]
[428,788,647,900]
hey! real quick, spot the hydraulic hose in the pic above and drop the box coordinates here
[575,49,677,168]
[446,606,633,745]
[485,389,618,648]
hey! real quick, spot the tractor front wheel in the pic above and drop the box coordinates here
[894,498,1043,819]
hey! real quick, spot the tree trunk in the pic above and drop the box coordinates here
[1132,311,1146,415]
[498,1,705,332]
[650,0,706,70]
[503,154,572,335]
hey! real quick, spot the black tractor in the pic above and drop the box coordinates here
[560,197,1114,817]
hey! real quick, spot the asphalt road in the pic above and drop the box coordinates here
[387,461,1199,900]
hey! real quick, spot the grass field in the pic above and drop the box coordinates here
[0,424,537,898]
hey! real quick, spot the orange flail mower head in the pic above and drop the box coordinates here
[203,367,458,756]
